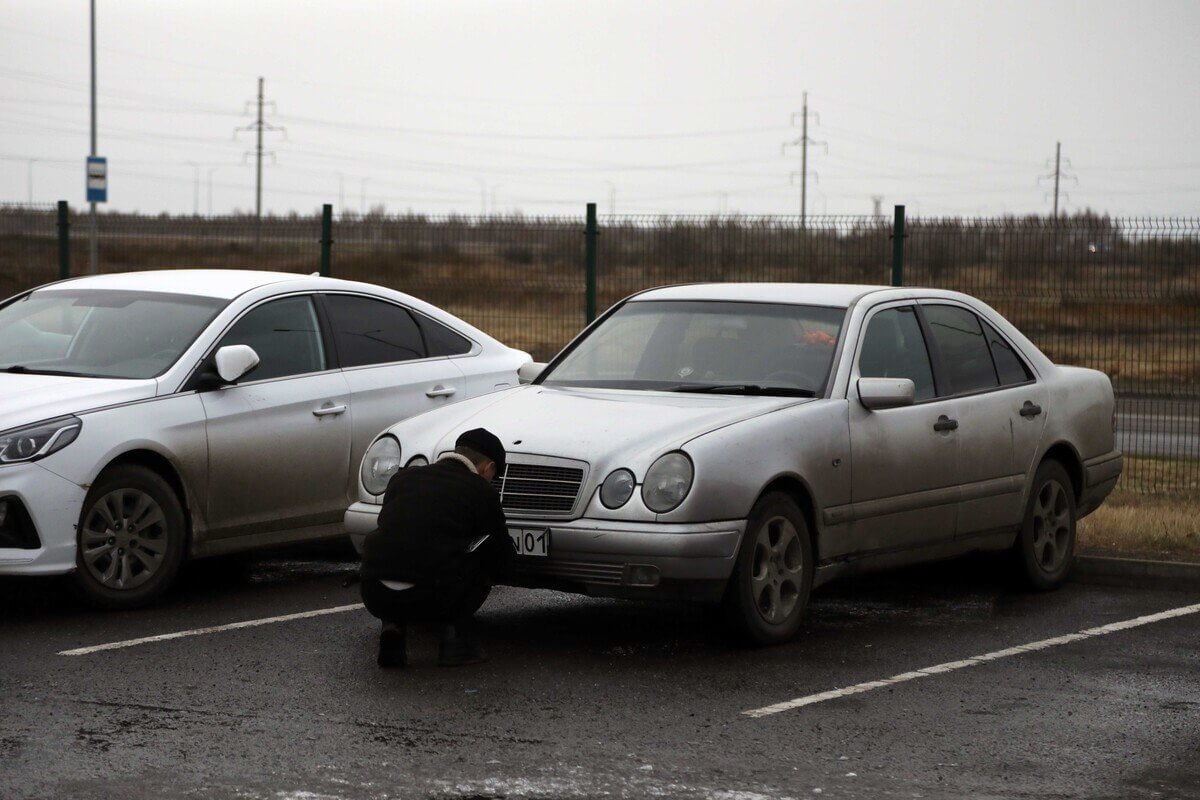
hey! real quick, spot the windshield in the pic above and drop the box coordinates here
[0,289,227,379]
[541,299,846,394]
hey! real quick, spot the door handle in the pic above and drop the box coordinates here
[1020,401,1043,418]
[312,403,347,417]
[426,385,457,398]
[933,415,959,432]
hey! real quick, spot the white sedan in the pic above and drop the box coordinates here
[346,283,1122,644]
[0,269,529,607]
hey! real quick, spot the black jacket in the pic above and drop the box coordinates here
[361,457,509,584]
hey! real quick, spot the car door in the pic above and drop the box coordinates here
[848,303,959,554]
[919,303,1025,537]
[320,293,466,500]
[200,294,352,538]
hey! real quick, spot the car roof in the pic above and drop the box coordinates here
[40,269,330,300]
[632,282,890,307]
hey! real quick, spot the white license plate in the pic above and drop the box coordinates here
[509,527,551,557]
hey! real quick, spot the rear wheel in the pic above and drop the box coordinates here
[1014,460,1076,590]
[723,492,813,645]
[70,465,187,609]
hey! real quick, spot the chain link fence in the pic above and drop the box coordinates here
[1,204,1196,496]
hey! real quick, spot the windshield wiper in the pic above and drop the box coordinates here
[1,365,97,378]
[671,384,816,397]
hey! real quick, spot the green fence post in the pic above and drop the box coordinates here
[890,204,906,287]
[584,202,598,323]
[56,200,70,280]
[319,203,333,278]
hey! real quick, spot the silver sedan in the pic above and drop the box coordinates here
[346,283,1122,644]
[0,269,529,607]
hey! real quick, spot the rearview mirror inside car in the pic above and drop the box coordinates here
[857,377,915,410]
[214,344,261,384]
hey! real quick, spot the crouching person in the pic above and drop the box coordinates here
[360,428,510,668]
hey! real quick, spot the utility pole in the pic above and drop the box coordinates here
[782,91,826,227]
[235,77,283,244]
[1039,141,1076,218]
[188,162,200,215]
[206,166,221,215]
[872,195,883,218]
[25,158,36,203]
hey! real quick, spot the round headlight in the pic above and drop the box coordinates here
[600,468,636,509]
[641,452,693,513]
[361,436,402,496]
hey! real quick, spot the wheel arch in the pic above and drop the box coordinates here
[1037,441,1084,504]
[94,449,195,545]
[753,473,821,562]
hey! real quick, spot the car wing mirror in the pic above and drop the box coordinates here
[214,344,261,384]
[857,377,915,410]
[517,360,546,384]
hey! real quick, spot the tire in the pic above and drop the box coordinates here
[723,492,814,645]
[70,465,187,609]
[1014,460,1077,591]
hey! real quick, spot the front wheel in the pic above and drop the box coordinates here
[1014,460,1077,591]
[723,492,814,645]
[70,465,187,609]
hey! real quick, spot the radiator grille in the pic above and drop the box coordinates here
[492,460,585,516]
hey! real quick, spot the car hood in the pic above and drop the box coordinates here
[0,373,159,431]
[397,384,809,468]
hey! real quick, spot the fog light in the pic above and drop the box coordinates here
[623,564,660,587]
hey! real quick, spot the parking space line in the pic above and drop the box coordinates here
[57,603,364,656]
[743,601,1200,718]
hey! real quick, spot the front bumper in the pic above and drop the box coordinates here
[0,462,88,576]
[344,501,745,603]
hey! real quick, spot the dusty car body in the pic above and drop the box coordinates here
[0,270,529,607]
[345,283,1122,643]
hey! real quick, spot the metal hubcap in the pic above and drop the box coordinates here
[751,515,804,625]
[81,489,168,590]
[1031,479,1072,572]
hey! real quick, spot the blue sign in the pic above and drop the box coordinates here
[86,156,107,203]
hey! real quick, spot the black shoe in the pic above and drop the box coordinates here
[437,634,488,667]
[377,623,407,668]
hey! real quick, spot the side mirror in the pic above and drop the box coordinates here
[857,377,915,410]
[517,361,546,385]
[214,344,260,384]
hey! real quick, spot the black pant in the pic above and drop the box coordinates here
[360,569,489,628]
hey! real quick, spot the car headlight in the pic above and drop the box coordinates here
[641,452,693,513]
[0,417,82,464]
[361,436,402,496]
[600,468,636,509]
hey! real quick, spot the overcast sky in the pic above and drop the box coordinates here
[2,1,1197,218]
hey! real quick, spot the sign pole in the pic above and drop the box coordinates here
[88,0,98,274]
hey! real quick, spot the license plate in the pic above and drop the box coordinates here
[509,527,550,557]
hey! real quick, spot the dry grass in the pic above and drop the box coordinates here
[1079,489,1200,561]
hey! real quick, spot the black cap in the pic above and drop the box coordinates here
[456,428,506,475]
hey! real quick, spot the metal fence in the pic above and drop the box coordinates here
[1,203,1197,496]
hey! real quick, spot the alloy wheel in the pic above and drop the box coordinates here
[80,488,169,591]
[1030,479,1072,572]
[751,515,805,624]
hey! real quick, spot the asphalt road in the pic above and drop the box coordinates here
[1115,398,1200,460]
[2,547,1198,800]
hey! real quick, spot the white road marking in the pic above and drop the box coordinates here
[743,601,1200,718]
[58,603,365,656]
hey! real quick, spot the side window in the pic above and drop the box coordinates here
[324,295,426,367]
[858,306,937,402]
[419,314,473,356]
[981,319,1033,385]
[219,296,325,381]
[923,304,1000,395]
